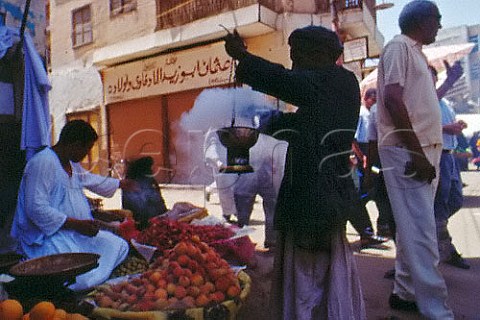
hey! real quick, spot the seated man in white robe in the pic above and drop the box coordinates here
[11,119,137,291]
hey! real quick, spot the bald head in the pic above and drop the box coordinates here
[399,0,441,44]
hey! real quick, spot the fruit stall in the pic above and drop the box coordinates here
[0,202,255,320]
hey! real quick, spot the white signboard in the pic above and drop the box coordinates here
[102,42,234,104]
[343,37,368,63]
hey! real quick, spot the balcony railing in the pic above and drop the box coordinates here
[156,0,278,31]
[155,0,363,31]
[316,0,363,13]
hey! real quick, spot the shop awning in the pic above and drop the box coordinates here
[360,42,475,95]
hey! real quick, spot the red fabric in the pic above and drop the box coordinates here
[118,218,140,242]
[210,236,256,265]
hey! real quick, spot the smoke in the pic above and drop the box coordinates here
[173,87,277,184]
[179,87,276,131]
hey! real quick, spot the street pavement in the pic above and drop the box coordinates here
[98,170,480,319]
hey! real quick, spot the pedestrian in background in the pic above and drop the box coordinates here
[366,98,396,240]
[225,25,365,319]
[429,64,470,270]
[122,156,168,230]
[233,132,287,250]
[351,88,389,245]
[204,129,239,222]
[376,1,454,318]
[366,97,397,282]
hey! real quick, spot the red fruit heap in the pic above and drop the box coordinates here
[135,218,235,253]
[94,237,242,312]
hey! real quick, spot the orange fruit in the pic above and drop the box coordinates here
[53,308,67,320]
[29,301,55,320]
[0,299,24,320]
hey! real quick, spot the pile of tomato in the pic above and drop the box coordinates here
[135,218,235,252]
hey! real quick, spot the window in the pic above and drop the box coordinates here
[72,5,92,47]
[110,0,136,16]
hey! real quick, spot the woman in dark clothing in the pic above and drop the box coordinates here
[122,156,168,229]
[225,25,365,319]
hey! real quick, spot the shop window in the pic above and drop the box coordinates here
[66,110,101,174]
[110,0,137,17]
[72,5,93,47]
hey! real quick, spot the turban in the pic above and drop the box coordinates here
[288,25,343,58]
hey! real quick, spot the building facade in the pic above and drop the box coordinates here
[48,0,384,184]
[427,24,480,113]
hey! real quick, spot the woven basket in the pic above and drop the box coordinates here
[90,271,251,320]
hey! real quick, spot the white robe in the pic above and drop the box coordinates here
[271,231,366,320]
[11,148,129,291]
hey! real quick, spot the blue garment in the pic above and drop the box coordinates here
[354,105,370,143]
[21,32,52,160]
[439,99,457,150]
[0,26,52,160]
[0,26,18,58]
[434,152,463,261]
[434,99,463,262]
[122,177,167,229]
[434,153,463,221]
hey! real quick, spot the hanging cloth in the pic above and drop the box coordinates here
[20,31,52,160]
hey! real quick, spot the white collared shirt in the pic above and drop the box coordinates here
[376,34,442,147]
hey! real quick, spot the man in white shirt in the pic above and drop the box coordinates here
[376,1,454,318]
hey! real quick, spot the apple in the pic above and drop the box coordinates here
[226,285,241,298]
[174,286,187,299]
[177,254,190,267]
[187,286,201,298]
[191,273,204,286]
[211,291,225,303]
[149,271,162,283]
[178,275,191,287]
[166,283,177,296]
[195,293,210,307]
[154,288,168,300]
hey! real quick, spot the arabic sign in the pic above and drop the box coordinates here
[343,37,368,63]
[102,42,234,104]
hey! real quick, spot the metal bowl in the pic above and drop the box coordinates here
[217,126,259,149]
[217,127,259,174]
[9,253,100,280]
